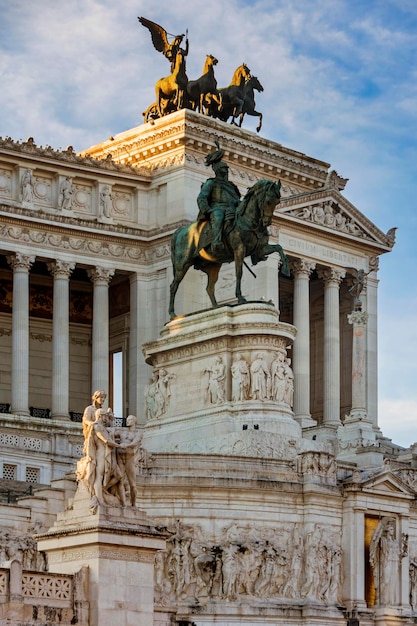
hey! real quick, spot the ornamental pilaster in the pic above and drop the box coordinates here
[346,311,369,420]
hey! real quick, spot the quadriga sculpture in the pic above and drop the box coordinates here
[169,143,290,318]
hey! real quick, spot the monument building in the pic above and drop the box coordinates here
[0,49,415,626]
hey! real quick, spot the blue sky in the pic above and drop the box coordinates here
[0,0,416,446]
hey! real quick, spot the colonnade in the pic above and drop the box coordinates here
[290,259,377,430]
[3,251,377,429]
[5,253,119,420]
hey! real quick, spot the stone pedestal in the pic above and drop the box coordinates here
[142,302,300,454]
[37,483,166,626]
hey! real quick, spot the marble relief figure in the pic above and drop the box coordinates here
[154,521,343,606]
[145,369,176,419]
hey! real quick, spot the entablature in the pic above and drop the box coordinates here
[82,109,332,192]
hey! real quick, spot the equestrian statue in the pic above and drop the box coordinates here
[169,143,290,319]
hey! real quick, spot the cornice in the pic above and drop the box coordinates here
[0,135,150,179]
[0,202,185,241]
[0,207,178,265]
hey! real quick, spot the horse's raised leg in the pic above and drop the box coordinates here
[256,112,263,133]
[202,263,221,308]
[258,243,290,277]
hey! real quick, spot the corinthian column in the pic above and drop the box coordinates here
[47,260,75,420]
[7,253,35,416]
[88,267,115,394]
[291,258,316,427]
[318,267,345,426]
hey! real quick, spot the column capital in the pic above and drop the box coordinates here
[318,266,345,286]
[6,252,35,271]
[290,258,316,278]
[87,267,115,285]
[47,259,75,279]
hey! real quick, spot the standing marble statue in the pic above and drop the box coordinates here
[205,356,226,405]
[21,169,34,202]
[250,352,271,401]
[116,415,143,506]
[100,185,113,219]
[231,353,250,401]
[78,407,126,512]
[369,516,400,606]
[58,176,73,210]
[82,390,108,448]
[283,357,294,407]
[271,352,285,402]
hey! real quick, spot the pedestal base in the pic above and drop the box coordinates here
[143,302,299,456]
[37,483,166,626]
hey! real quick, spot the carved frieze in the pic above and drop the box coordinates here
[154,519,342,607]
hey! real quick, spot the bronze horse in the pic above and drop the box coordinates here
[238,75,264,132]
[187,54,220,114]
[169,179,290,318]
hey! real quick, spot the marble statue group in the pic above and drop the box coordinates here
[139,16,264,131]
[76,390,143,512]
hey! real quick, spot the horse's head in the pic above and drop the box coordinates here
[232,63,252,86]
[257,180,281,227]
[250,76,264,93]
[207,54,218,66]
[238,180,281,227]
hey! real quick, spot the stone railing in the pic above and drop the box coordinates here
[0,561,89,625]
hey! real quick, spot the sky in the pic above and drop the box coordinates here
[0,0,416,447]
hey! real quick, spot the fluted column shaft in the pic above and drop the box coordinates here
[366,266,379,427]
[88,267,115,394]
[291,259,315,426]
[48,260,75,420]
[318,267,345,426]
[7,253,35,416]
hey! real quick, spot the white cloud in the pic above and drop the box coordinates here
[378,399,417,448]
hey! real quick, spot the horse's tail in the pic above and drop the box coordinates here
[170,228,180,270]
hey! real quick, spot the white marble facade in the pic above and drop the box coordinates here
[0,110,413,626]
